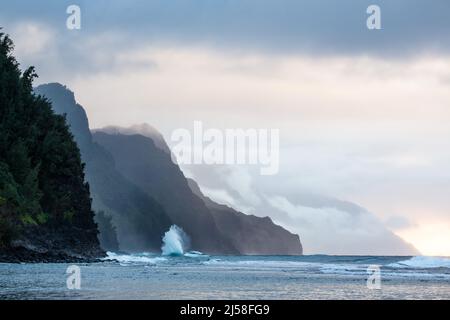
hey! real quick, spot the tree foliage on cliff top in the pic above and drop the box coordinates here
[0,30,97,247]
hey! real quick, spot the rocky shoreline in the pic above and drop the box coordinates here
[0,246,105,263]
[0,230,106,263]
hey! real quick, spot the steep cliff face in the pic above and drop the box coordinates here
[92,132,238,254]
[93,130,303,255]
[35,83,172,253]
[0,33,103,262]
[187,179,303,255]
[35,82,304,255]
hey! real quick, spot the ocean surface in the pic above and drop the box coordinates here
[1,253,449,300]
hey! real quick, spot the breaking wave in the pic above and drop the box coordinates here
[104,252,167,264]
[387,256,450,269]
[161,225,190,256]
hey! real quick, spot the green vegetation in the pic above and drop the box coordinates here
[63,210,75,223]
[95,211,119,252]
[36,212,49,225]
[19,214,38,226]
[0,30,97,247]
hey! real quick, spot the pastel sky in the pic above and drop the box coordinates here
[1,0,449,255]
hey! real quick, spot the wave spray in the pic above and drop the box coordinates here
[161,225,190,256]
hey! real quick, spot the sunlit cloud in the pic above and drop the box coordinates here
[398,222,450,257]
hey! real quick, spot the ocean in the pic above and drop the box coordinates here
[1,253,449,300]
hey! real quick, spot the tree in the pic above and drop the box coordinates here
[0,29,99,250]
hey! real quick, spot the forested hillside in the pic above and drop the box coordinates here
[0,31,103,262]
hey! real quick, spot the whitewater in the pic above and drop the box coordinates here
[1,253,449,299]
[1,225,449,299]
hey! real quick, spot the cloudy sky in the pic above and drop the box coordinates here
[2,0,450,255]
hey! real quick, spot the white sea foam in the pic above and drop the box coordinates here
[203,259,317,269]
[184,251,208,258]
[202,257,450,280]
[387,256,450,269]
[319,264,366,275]
[104,252,167,264]
[161,225,190,256]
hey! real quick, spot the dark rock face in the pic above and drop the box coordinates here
[188,179,303,255]
[0,225,103,263]
[95,211,120,252]
[93,131,303,255]
[35,84,172,253]
[35,82,304,255]
[92,132,238,254]
[97,124,172,155]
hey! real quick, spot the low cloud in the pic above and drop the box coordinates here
[385,215,416,230]
[267,195,418,255]
[192,165,419,255]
